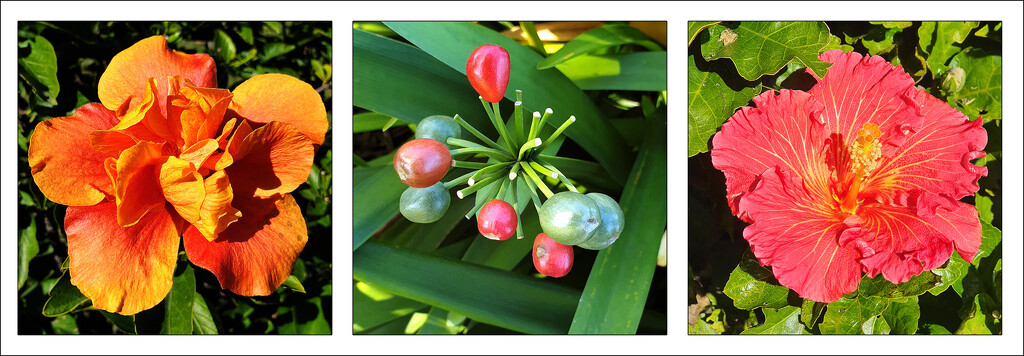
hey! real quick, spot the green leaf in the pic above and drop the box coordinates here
[819,296,888,334]
[929,254,969,296]
[213,29,236,61]
[975,194,994,223]
[161,264,196,335]
[50,314,79,334]
[921,323,952,334]
[282,275,306,293]
[723,250,790,310]
[352,165,406,250]
[353,239,580,334]
[687,21,720,46]
[236,25,254,45]
[800,299,826,328]
[860,314,891,334]
[856,272,939,300]
[19,217,39,289]
[974,220,1001,267]
[42,271,90,317]
[871,21,913,29]
[948,50,1001,122]
[881,296,920,335]
[687,55,760,156]
[917,21,979,76]
[569,107,667,334]
[554,52,666,91]
[261,42,296,62]
[18,35,60,106]
[279,297,331,334]
[353,281,426,333]
[861,26,901,55]
[353,112,410,133]
[699,22,832,81]
[741,306,806,334]
[418,307,466,335]
[537,24,661,69]
[100,312,137,334]
[384,21,631,185]
[956,293,999,334]
[191,291,218,334]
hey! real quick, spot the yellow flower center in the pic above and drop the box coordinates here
[841,123,882,215]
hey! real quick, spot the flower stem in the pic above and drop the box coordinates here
[518,137,542,161]
[538,115,575,152]
[451,160,492,170]
[510,178,525,239]
[468,162,512,186]
[527,111,541,143]
[520,162,553,199]
[453,114,508,153]
[456,174,500,199]
[518,170,545,211]
[449,147,514,161]
[443,170,476,190]
[480,96,516,153]
[527,160,557,180]
[508,162,521,180]
[533,157,578,193]
[514,96,524,146]
[446,137,485,149]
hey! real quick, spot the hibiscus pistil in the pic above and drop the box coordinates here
[841,123,882,215]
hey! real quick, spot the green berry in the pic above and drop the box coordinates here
[577,193,625,250]
[399,182,450,223]
[538,191,601,245]
[415,115,461,148]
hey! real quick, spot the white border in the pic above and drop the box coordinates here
[2,1,1021,355]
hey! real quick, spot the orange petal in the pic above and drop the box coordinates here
[66,202,181,315]
[183,194,306,296]
[177,83,232,148]
[192,170,242,240]
[226,119,253,156]
[98,36,215,118]
[89,130,138,158]
[230,73,328,145]
[28,103,118,206]
[109,77,160,131]
[179,138,219,169]
[115,141,168,227]
[159,156,204,223]
[227,122,313,199]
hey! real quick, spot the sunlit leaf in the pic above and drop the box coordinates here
[191,291,218,334]
[819,296,888,334]
[537,24,662,69]
[723,250,790,310]
[855,273,939,300]
[555,52,666,91]
[917,21,979,76]
[353,281,426,333]
[18,35,60,106]
[687,55,760,156]
[213,29,237,62]
[881,296,920,335]
[161,264,196,334]
[956,293,999,334]
[687,21,720,46]
[19,217,39,289]
[948,50,1001,122]
[41,271,90,317]
[699,21,832,80]
[352,165,405,251]
[740,306,807,334]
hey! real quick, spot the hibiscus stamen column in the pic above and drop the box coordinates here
[841,123,882,215]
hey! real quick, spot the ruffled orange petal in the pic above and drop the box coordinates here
[89,130,138,158]
[159,156,204,223]
[65,202,181,315]
[230,73,328,145]
[179,138,219,169]
[28,103,118,206]
[183,194,306,296]
[114,141,169,227]
[225,119,253,156]
[98,36,215,118]
[193,170,242,240]
[226,122,313,199]
[176,83,232,148]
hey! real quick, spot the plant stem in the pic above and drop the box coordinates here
[527,160,556,180]
[446,137,486,149]
[510,179,524,239]
[533,157,578,193]
[520,21,548,56]
[538,115,575,152]
[514,94,524,146]
[520,162,554,199]
[468,162,511,186]
[508,162,521,180]
[443,170,476,190]
[518,170,545,211]
[453,114,508,153]
[456,174,500,199]
[482,98,516,153]
[451,160,492,170]
[449,147,514,161]
[465,180,502,219]
[518,137,542,161]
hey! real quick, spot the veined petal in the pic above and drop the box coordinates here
[193,170,242,240]
[98,36,215,118]
[739,166,861,303]
[226,122,313,199]
[841,191,982,284]
[183,194,306,296]
[230,73,328,145]
[177,83,232,148]
[179,138,220,169]
[159,156,204,223]
[89,130,138,158]
[225,119,253,156]
[28,103,118,206]
[711,90,830,216]
[65,202,181,315]
[115,141,169,227]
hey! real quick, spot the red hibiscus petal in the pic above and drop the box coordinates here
[226,121,313,199]
[711,89,830,216]
[739,166,861,303]
[66,202,181,315]
[98,36,215,118]
[230,73,328,145]
[183,194,306,296]
[28,103,118,206]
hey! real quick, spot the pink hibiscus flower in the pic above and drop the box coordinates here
[711,50,988,302]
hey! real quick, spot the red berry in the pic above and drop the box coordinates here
[533,233,573,278]
[393,138,451,188]
[477,199,517,240]
[466,44,510,103]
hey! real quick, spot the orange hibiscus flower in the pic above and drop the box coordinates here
[28,36,328,315]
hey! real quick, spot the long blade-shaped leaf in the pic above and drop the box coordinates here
[354,239,580,334]
[537,24,662,69]
[384,21,631,185]
[352,165,405,250]
[569,107,667,334]
[555,52,667,91]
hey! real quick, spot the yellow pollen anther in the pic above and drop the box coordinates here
[841,123,883,214]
